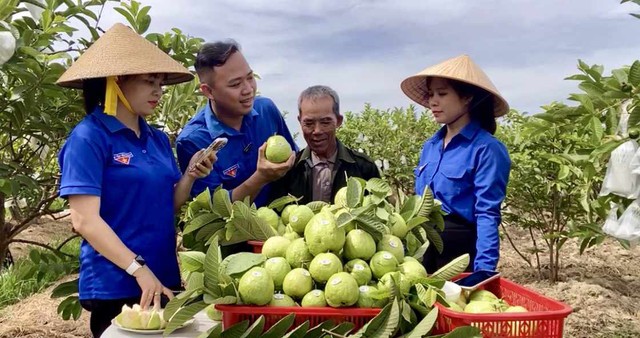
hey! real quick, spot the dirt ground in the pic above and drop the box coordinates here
[0,220,638,338]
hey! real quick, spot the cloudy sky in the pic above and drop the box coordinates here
[93,0,640,143]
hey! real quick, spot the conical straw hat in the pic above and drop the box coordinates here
[400,55,509,117]
[57,23,193,88]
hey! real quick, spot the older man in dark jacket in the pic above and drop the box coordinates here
[270,85,380,204]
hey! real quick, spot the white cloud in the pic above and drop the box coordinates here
[88,0,640,146]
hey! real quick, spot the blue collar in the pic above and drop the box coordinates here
[92,107,153,137]
[431,120,482,143]
[203,101,259,139]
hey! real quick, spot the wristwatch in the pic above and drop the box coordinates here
[125,255,146,276]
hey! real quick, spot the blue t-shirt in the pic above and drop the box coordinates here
[176,96,297,207]
[58,108,182,300]
[414,121,511,271]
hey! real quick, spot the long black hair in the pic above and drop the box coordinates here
[428,77,497,135]
[82,77,106,115]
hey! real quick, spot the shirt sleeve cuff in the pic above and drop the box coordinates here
[59,186,101,198]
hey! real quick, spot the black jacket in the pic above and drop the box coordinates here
[269,141,381,204]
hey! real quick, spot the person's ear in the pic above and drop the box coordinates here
[336,114,344,128]
[200,83,215,101]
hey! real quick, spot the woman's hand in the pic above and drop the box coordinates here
[133,266,174,310]
[187,148,217,179]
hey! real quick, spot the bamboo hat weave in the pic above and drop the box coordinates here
[56,23,193,88]
[400,55,509,117]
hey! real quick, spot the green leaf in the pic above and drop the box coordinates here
[412,240,430,261]
[400,195,421,221]
[186,272,205,291]
[588,116,604,141]
[184,212,220,235]
[441,326,482,338]
[430,254,470,281]
[219,252,265,278]
[219,319,250,338]
[415,284,437,307]
[281,321,310,338]
[164,300,208,335]
[558,165,570,180]
[178,251,206,272]
[305,320,338,338]
[365,178,391,196]
[306,201,329,213]
[204,236,221,294]
[268,195,300,212]
[351,300,399,338]
[238,315,265,338]
[163,289,196,322]
[229,202,277,242]
[355,212,387,241]
[325,322,355,336]
[423,226,443,254]
[336,211,355,228]
[405,306,438,338]
[50,279,78,298]
[417,187,434,218]
[261,313,296,338]
[347,177,363,208]
[197,325,222,338]
[406,216,428,231]
[629,60,640,86]
[213,187,232,218]
[629,105,640,128]
[209,296,237,305]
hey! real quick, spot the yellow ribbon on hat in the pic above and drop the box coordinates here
[104,76,134,115]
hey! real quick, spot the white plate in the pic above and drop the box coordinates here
[111,318,195,334]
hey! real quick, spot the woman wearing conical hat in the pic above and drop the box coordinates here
[56,23,215,337]
[401,55,511,273]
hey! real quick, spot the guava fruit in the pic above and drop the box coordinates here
[377,234,405,262]
[269,293,296,307]
[304,211,345,256]
[464,301,499,313]
[256,207,279,230]
[281,204,298,225]
[324,272,359,307]
[238,267,274,305]
[334,187,348,208]
[344,259,372,286]
[265,135,292,163]
[388,213,408,238]
[285,238,313,268]
[369,251,399,279]
[263,257,291,289]
[282,268,314,299]
[343,229,376,261]
[262,236,291,258]
[301,289,327,307]
[289,205,314,234]
[309,253,343,284]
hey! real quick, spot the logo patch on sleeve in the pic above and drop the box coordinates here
[113,152,134,165]
[223,164,239,178]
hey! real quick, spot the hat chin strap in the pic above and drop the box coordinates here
[104,76,134,116]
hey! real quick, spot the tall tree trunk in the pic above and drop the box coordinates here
[0,192,9,270]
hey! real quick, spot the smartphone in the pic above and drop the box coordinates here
[454,269,500,291]
[189,137,228,170]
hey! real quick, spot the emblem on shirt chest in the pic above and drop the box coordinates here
[223,164,239,178]
[113,152,134,165]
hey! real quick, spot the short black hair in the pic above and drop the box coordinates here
[194,40,241,84]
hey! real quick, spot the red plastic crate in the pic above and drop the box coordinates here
[247,240,263,253]
[215,304,380,332]
[433,274,572,338]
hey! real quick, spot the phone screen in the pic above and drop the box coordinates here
[455,270,499,287]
